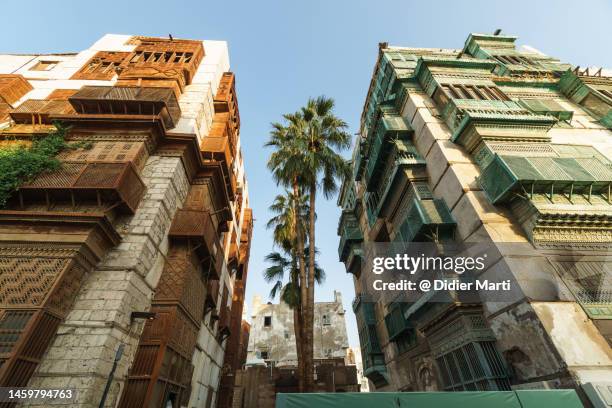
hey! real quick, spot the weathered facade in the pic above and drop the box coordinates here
[217,209,253,408]
[0,34,253,408]
[230,292,359,406]
[338,32,612,406]
[247,291,350,366]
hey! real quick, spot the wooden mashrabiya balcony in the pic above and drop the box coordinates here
[17,161,146,214]
[168,209,224,280]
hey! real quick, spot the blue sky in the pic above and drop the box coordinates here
[3,0,610,347]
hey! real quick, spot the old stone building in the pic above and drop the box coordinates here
[247,291,350,366]
[0,34,253,408]
[228,292,359,407]
[337,32,612,406]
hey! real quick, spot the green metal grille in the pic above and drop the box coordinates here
[436,341,511,391]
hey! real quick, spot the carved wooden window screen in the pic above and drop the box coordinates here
[71,51,130,80]
[58,142,148,170]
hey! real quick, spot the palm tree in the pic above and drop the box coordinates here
[299,96,351,391]
[266,97,350,391]
[264,191,308,390]
[266,121,311,387]
[263,248,325,307]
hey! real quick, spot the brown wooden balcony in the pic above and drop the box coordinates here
[68,86,181,129]
[196,163,233,221]
[213,72,240,130]
[201,136,233,168]
[119,37,204,88]
[17,161,146,214]
[206,278,220,308]
[200,137,237,202]
[209,112,237,153]
[9,99,75,124]
[168,209,223,279]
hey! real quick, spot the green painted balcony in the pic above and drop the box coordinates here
[353,140,366,181]
[479,154,612,204]
[344,243,364,277]
[518,99,573,122]
[364,115,413,191]
[436,99,557,154]
[384,303,412,341]
[353,298,389,387]
[374,139,426,217]
[559,70,612,129]
[337,211,363,263]
[362,350,388,388]
[440,99,525,131]
[396,197,456,242]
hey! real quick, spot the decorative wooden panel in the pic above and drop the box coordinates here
[119,244,203,407]
[168,209,223,279]
[58,141,148,170]
[117,37,204,95]
[71,51,131,80]
[0,245,94,390]
[154,246,205,324]
[0,256,71,307]
[19,161,146,213]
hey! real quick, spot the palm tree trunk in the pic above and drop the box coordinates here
[292,179,308,391]
[305,181,317,392]
[290,251,304,392]
[293,306,304,391]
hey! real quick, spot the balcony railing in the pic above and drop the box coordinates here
[18,161,146,213]
[168,209,223,279]
[68,86,181,129]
